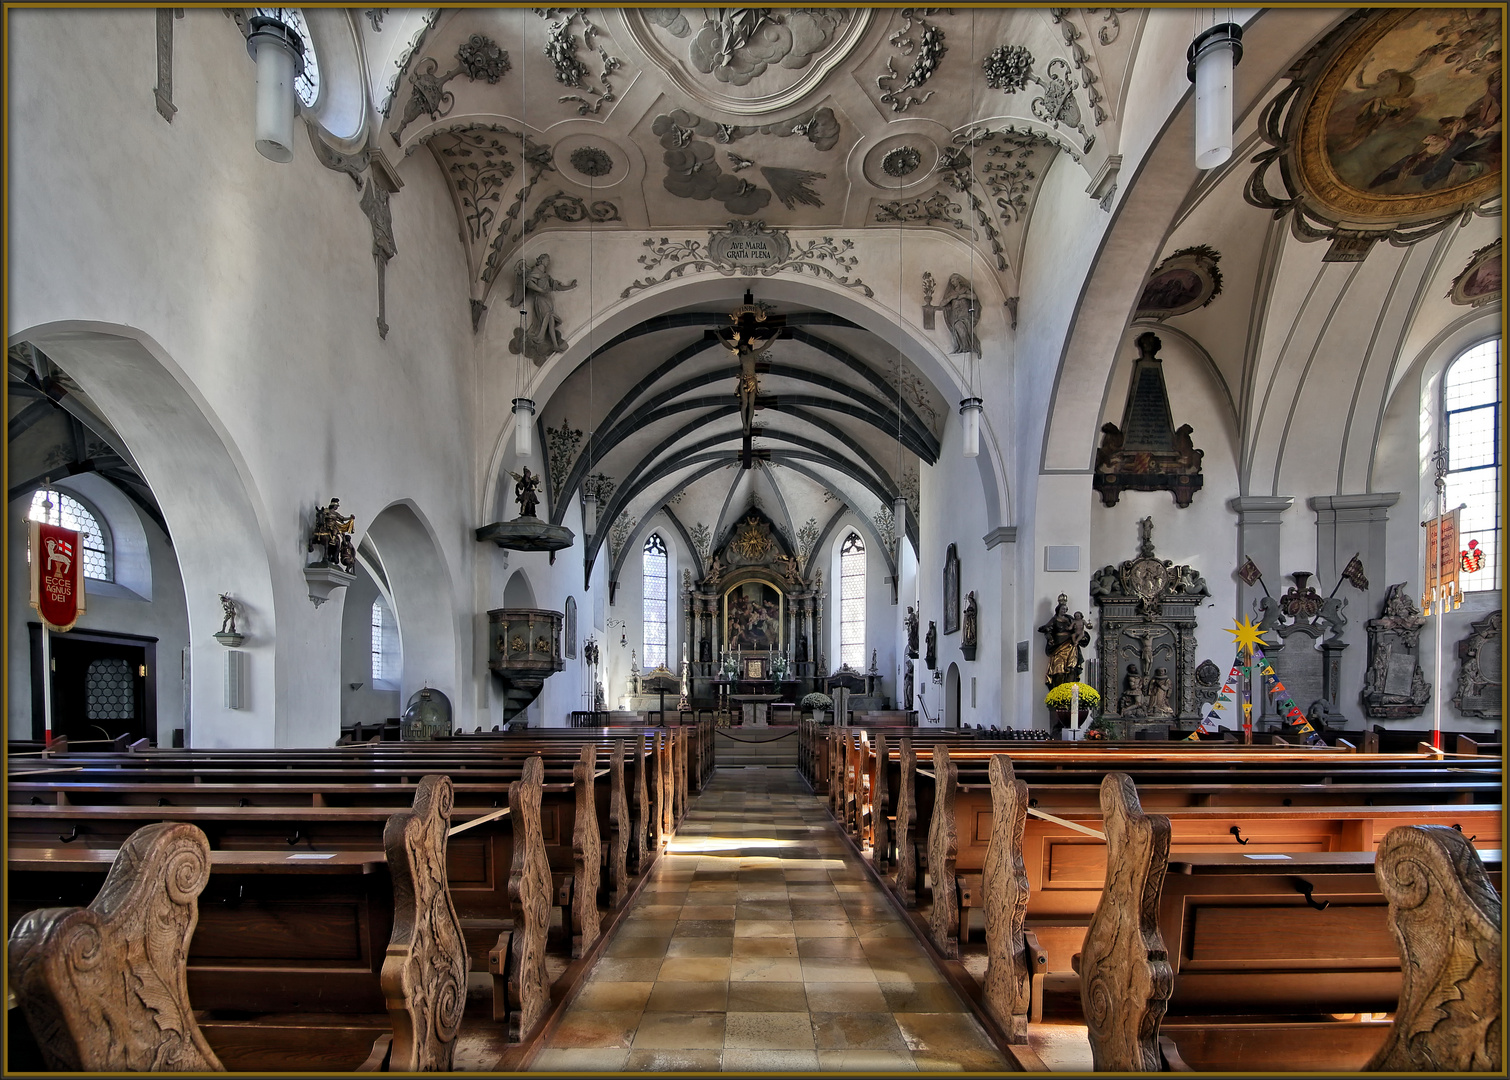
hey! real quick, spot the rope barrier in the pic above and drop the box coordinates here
[714,729,799,744]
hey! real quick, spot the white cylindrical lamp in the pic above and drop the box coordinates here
[892,495,908,557]
[583,491,598,536]
[959,397,983,459]
[247,15,305,163]
[512,398,535,458]
[1187,22,1243,170]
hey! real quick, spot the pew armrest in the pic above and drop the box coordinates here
[357,1033,393,1072]
[1023,928,1048,1025]
[1159,1034,1193,1072]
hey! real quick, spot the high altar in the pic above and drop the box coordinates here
[686,510,821,714]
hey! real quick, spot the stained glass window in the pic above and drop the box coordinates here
[643,533,668,669]
[840,532,865,669]
[28,489,111,581]
[1443,340,1500,591]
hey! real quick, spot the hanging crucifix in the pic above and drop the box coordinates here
[712,290,786,468]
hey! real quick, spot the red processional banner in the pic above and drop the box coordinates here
[29,520,86,632]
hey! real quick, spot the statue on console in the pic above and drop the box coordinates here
[508,467,543,519]
[508,253,577,363]
[309,498,357,574]
[925,621,937,670]
[905,606,919,659]
[1039,593,1091,687]
[218,593,239,636]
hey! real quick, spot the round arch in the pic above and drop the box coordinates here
[10,322,279,747]
[363,500,463,715]
[481,270,1013,537]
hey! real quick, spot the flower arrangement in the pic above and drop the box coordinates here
[801,692,833,711]
[1043,682,1100,712]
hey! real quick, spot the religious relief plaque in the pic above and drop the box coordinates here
[1092,332,1205,508]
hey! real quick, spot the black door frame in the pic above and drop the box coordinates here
[28,622,159,742]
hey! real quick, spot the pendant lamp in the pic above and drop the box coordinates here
[959,397,983,458]
[1187,21,1243,170]
[246,14,305,163]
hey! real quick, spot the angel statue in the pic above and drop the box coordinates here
[938,274,981,356]
[508,253,577,363]
[508,467,543,518]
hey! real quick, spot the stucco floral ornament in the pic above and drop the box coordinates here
[983,44,1033,95]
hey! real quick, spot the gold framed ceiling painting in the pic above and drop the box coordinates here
[1252,8,1501,259]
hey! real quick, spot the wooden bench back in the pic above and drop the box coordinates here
[380,775,469,1072]
[981,754,1031,1042]
[1079,773,1172,1072]
[1367,824,1502,1072]
[8,822,224,1072]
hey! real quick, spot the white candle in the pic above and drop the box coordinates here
[1070,683,1081,731]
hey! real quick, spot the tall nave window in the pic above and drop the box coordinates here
[840,532,866,669]
[28,489,111,581]
[1443,339,1500,590]
[642,533,668,669]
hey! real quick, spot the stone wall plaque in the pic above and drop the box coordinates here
[1361,583,1431,720]
[1093,333,1204,508]
[1452,610,1501,721]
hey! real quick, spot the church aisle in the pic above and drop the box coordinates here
[528,768,1010,1072]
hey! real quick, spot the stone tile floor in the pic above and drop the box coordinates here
[529,767,1010,1073]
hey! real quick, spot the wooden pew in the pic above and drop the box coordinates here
[8,821,226,1072]
[1073,774,1505,1072]
[1366,824,1501,1072]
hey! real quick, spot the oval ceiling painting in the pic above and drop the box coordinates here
[1295,7,1501,223]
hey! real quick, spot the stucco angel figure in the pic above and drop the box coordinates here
[938,273,981,356]
[508,254,577,363]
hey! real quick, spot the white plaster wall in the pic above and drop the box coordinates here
[8,9,479,745]
[339,567,401,730]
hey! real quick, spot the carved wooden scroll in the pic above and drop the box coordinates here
[650,731,665,848]
[1079,772,1172,1072]
[630,735,649,872]
[667,731,679,839]
[982,754,1032,1043]
[853,732,870,840]
[572,746,603,957]
[608,741,630,907]
[675,727,688,823]
[829,730,844,813]
[872,732,891,874]
[505,755,551,1043]
[381,774,469,1071]
[8,822,222,1072]
[927,744,961,958]
[1367,824,1502,1072]
[894,737,918,904]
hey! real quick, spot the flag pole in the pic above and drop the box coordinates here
[42,626,53,748]
[1326,553,1359,599]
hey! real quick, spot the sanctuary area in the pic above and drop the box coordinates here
[5,5,1504,1075]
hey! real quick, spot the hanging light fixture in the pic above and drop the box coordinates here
[959,397,983,458]
[1187,16,1244,170]
[892,495,908,558]
[512,394,535,457]
[583,490,598,536]
[246,12,306,163]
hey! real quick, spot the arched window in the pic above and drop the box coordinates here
[1443,339,1500,590]
[28,489,111,581]
[370,596,400,690]
[643,533,668,669]
[255,7,321,107]
[839,532,866,669]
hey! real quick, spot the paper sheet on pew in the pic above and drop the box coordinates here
[288,852,338,859]
[1243,853,1292,860]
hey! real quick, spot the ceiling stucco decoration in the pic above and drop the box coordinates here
[619,220,872,299]
[1047,8,1109,126]
[1246,7,1502,263]
[1135,245,1224,321]
[390,32,510,144]
[863,135,938,189]
[569,146,613,178]
[622,7,873,115]
[1449,238,1502,307]
[875,8,948,113]
[882,146,922,178]
[539,8,622,116]
[650,106,842,216]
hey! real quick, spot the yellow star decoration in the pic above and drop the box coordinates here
[1225,614,1271,657]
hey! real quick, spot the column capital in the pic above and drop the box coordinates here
[1307,492,1400,519]
[1229,495,1294,524]
[983,526,1018,550]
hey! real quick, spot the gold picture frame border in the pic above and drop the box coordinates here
[1291,7,1501,225]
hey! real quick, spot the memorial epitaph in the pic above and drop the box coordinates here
[1092,333,1204,507]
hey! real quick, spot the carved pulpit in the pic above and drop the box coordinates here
[1089,518,1208,732]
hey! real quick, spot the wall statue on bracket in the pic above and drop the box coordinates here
[1039,593,1091,688]
[921,272,981,356]
[308,498,357,574]
[943,543,960,634]
[508,254,577,363]
[1093,332,1204,507]
[925,621,937,671]
[961,591,978,661]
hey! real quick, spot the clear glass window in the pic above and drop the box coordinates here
[1443,340,1500,591]
[256,7,321,107]
[371,600,384,682]
[28,489,111,581]
[840,532,866,669]
[643,533,668,669]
